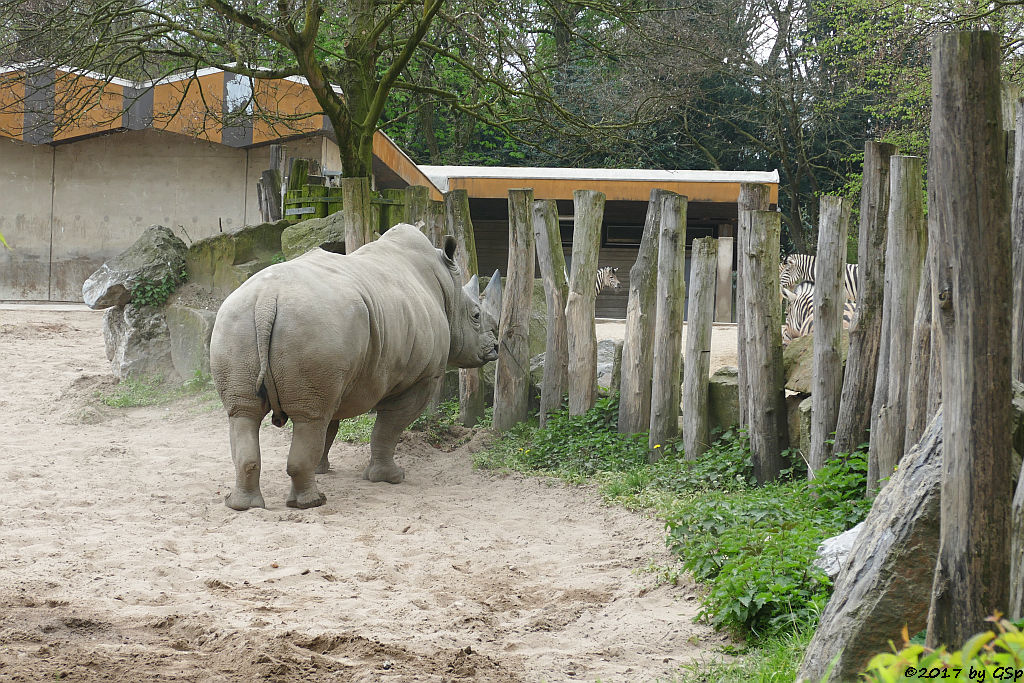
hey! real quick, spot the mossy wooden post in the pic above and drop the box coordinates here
[742,209,787,483]
[905,242,934,447]
[309,184,328,218]
[493,189,536,432]
[1012,459,1024,620]
[379,188,406,233]
[405,186,432,237]
[533,199,569,427]
[866,156,926,495]
[649,193,687,458]
[925,30,1012,649]
[566,189,606,416]
[341,177,373,253]
[426,200,445,246]
[1012,99,1024,384]
[808,196,851,476]
[736,184,771,428]
[714,236,734,323]
[619,189,671,434]
[681,237,717,460]
[833,142,896,455]
[446,189,485,427]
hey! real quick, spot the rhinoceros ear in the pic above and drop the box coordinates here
[440,236,458,269]
[482,270,502,319]
[462,274,480,301]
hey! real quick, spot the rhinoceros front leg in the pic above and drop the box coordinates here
[285,420,329,509]
[315,419,340,475]
[365,379,435,483]
[225,415,266,511]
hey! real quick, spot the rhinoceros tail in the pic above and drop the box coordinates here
[254,293,288,428]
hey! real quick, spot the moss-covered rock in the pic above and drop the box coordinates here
[186,220,288,298]
[783,330,850,394]
[165,304,218,379]
[281,212,347,260]
[82,225,187,309]
[708,365,739,430]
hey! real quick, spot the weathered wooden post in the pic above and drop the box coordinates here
[681,237,717,460]
[736,184,771,428]
[405,185,431,231]
[427,200,446,245]
[493,189,536,432]
[925,30,1012,648]
[808,196,850,475]
[904,243,934,447]
[340,177,373,253]
[742,209,787,483]
[866,155,926,495]
[649,193,687,458]
[566,189,605,415]
[714,236,734,323]
[833,142,896,455]
[619,189,670,434]
[1012,460,1024,620]
[533,199,569,427]
[1013,99,1024,384]
[446,189,484,427]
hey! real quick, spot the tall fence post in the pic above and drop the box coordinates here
[533,199,569,427]
[340,177,373,253]
[809,196,851,475]
[566,189,605,415]
[904,238,934,447]
[649,193,687,457]
[446,189,484,427]
[833,141,896,455]
[742,209,787,483]
[618,189,670,433]
[405,185,431,232]
[925,30,1012,648]
[682,236,717,460]
[866,156,926,495]
[736,184,771,428]
[714,236,734,323]
[1012,97,1024,622]
[493,188,536,432]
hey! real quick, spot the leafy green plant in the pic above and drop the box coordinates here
[335,412,375,443]
[131,266,188,307]
[271,252,286,264]
[97,370,213,408]
[410,399,471,449]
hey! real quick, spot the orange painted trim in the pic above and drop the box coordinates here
[252,78,323,144]
[151,72,224,142]
[53,71,123,141]
[0,71,25,138]
[373,133,443,200]
[448,177,779,204]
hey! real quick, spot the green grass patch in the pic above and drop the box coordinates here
[97,370,215,408]
[676,625,815,682]
[336,412,375,443]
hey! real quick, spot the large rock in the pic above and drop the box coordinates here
[82,226,187,309]
[814,521,865,580]
[708,366,739,430]
[783,330,850,394]
[187,220,288,298]
[165,303,218,379]
[281,212,347,260]
[797,409,944,683]
[596,339,620,390]
[103,304,175,379]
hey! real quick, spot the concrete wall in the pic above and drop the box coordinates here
[0,138,55,300]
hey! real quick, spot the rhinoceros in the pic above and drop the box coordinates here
[210,224,501,511]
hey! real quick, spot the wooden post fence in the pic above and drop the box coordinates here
[714,236,734,323]
[533,199,569,427]
[736,184,772,428]
[493,188,536,432]
[619,189,671,433]
[1012,97,1024,622]
[925,30,1012,648]
[833,141,896,455]
[649,193,687,458]
[808,196,850,475]
[405,185,431,233]
[340,177,373,253]
[446,189,485,427]
[866,155,926,495]
[681,237,717,460]
[566,190,606,415]
[741,209,787,483]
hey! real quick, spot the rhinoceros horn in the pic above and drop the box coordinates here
[482,270,502,320]
[462,274,480,302]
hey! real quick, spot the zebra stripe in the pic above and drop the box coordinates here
[781,281,858,344]
[780,253,860,304]
[595,266,622,296]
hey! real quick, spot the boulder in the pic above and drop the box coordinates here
[707,366,739,430]
[82,226,187,309]
[103,304,175,379]
[281,212,347,260]
[187,220,288,297]
[783,330,850,394]
[797,409,944,683]
[798,396,813,457]
[814,521,865,580]
[787,392,808,453]
[165,304,218,379]
[596,339,620,390]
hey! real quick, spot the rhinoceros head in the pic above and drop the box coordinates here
[442,238,502,368]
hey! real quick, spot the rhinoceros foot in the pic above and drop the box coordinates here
[315,456,330,475]
[225,489,266,511]
[286,491,327,509]
[364,463,405,484]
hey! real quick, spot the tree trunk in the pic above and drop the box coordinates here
[619,189,671,433]
[714,236,734,323]
[682,237,717,460]
[833,141,896,455]
[925,30,1012,649]
[1013,99,1024,383]
[867,156,926,495]
[446,189,484,428]
[736,184,771,429]
[1011,458,1024,620]
[533,199,569,427]
[493,188,536,432]
[809,196,850,475]
[340,177,373,253]
[742,209,787,483]
[649,193,687,457]
[566,190,605,415]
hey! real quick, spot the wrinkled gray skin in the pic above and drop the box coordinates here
[210,224,501,510]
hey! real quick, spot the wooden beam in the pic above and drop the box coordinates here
[566,190,606,415]
[681,236,717,460]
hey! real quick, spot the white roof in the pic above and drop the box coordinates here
[420,165,780,193]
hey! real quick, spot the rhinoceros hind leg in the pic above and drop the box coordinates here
[315,419,340,475]
[365,380,434,483]
[285,420,329,508]
[225,416,266,510]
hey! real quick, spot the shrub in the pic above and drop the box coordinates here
[132,267,187,307]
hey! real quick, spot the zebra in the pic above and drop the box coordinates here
[780,254,860,304]
[561,265,623,295]
[781,281,858,344]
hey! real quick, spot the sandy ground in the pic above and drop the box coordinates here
[0,307,733,682]
[596,321,739,377]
